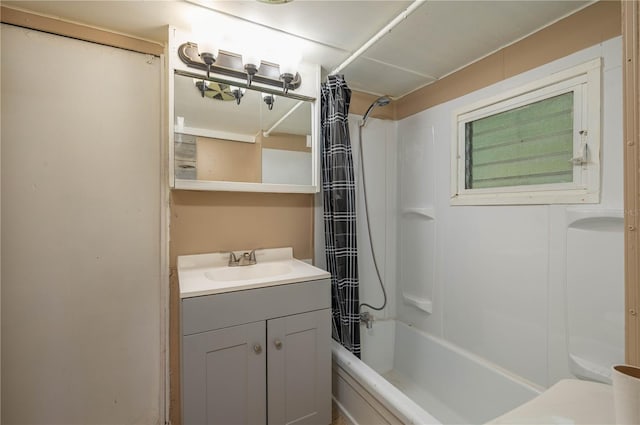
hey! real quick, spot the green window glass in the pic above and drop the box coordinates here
[465,92,574,189]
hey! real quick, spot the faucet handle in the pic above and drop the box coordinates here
[239,250,257,266]
[220,251,239,266]
[248,248,259,262]
[224,249,261,266]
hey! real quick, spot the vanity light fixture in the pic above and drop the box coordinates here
[278,51,302,94]
[197,41,218,79]
[262,92,275,111]
[178,42,302,92]
[230,86,245,105]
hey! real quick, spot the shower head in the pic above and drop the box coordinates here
[361,96,391,125]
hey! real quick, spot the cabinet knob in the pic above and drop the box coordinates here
[253,344,262,354]
[274,339,283,350]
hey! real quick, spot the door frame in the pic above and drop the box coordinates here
[623,0,640,366]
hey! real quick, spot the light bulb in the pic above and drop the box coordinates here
[243,51,261,68]
[191,16,220,56]
[197,40,218,57]
[279,50,302,76]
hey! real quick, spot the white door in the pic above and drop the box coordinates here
[1,24,162,424]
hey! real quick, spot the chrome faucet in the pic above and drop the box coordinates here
[360,311,374,329]
[237,250,257,266]
[227,249,259,267]
[225,251,239,267]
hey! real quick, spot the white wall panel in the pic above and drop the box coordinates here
[601,38,624,208]
[350,116,397,320]
[442,206,549,385]
[565,213,624,382]
[1,24,162,423]
[396,37,623,388]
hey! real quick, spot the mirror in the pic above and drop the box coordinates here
[173,73,315,190]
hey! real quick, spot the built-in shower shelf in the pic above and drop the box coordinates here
[401,207,435,220]
[569,354,613,384]
[566,208,623,228]
[402,293,433,314]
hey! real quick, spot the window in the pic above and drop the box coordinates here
[451,58,601,205]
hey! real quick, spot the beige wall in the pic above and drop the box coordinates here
[196,136,262,182]
[169,190,314,265]
[350,90,396,120]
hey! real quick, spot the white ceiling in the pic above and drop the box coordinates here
[4,0,593,98]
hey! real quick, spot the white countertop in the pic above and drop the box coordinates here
[178,247,331,298]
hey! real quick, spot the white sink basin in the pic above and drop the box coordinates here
[205,262,293,282]
[178,247,331,298]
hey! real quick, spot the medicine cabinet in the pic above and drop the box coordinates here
[168,27,321,193]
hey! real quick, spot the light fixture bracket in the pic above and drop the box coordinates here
[244,63,258,86]
[178,42,302,91]
[262,93,275,110]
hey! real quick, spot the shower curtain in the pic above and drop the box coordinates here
[321,74,360,357]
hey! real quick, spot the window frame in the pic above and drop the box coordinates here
[450,58,602,205]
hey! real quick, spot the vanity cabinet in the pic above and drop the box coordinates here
[181,278,331,425]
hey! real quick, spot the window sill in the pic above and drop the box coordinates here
[450,189,599,206]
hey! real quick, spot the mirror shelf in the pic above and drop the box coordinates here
[172,72,318,193]
[174,179,318,194]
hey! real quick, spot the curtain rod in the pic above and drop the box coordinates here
[270,0,426,135]
[329,0,426,76]
[263,100,304,137]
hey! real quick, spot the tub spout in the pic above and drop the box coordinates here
[360,311,374,329]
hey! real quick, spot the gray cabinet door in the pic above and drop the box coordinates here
[183,321,266,425]
[267,309,331,425]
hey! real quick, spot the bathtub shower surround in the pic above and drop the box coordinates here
[396,37,624,388]
[321,74,361,356]
[331,36,624,425]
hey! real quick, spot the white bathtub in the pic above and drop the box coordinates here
[332,319,543,424]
